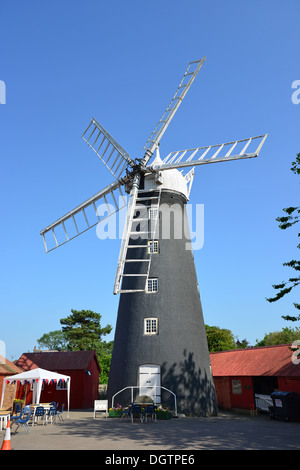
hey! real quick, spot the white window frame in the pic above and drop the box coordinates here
[148,206,159,220]
[147,240,159,254]
[144,317,158,335]
[147,278,158,293]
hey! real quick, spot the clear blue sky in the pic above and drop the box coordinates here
[0,0,299,360]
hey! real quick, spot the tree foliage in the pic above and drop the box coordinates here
[266,154,300,321]
[98,353,112,384]
[255,326,300,347]
[60,309,112,353]
[205,325,239,352]
[37,309,113,384]
[37,330,68,351]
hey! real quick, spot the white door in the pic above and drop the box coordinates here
[139,364,161,404]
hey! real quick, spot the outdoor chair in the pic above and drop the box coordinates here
[56,403,64,422]
[14,403,22,415]
[144,404,157,423]
[33,406,46,425]
[130,404,143,423]
[10,408,24,424]
[13,410,33,434]
[120,406,131,421]
[46,406,57,424]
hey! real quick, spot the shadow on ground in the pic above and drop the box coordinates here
[6,410,300,450]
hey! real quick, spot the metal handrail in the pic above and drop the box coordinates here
[111,386,177,416]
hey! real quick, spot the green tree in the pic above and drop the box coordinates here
[37,309,113,384]
[37,330,68,351]
[205,325,237,352]
[60,309,112,353]
[255,326,300,346]
[60,309,113,383]
[98,353,112,384]
[267,154,300,321]
[236,338,250,349]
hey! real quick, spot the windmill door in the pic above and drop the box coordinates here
[139,365,161,404]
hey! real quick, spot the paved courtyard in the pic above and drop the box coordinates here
[1,410,300,451]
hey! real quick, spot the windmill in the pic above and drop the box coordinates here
[40,57,267,416]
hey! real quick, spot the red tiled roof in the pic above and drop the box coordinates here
[210,344,300,377]
[16,350,101,372]
[0,355,23,376]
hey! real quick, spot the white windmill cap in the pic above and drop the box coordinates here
[144,148,189,199]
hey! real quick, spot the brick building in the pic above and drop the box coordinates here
[0,355,23,409]
[210,344,300,412]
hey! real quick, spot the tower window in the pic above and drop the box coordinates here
[147,278,158,293]
[148,206,159,219]
[147,240,159,254]
[144,318,158,335]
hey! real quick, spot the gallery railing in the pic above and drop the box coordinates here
[111,385,177,416]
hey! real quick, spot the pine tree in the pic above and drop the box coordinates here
[267,154,300,321]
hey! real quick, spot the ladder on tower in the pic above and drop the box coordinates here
[118,190,161,294]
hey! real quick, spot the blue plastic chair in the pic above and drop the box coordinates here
[14,403,21,414]
[33,406,46,425]
[13,409,33,434]
[130,404,143,423]
[46,406,57,424]
[120,405,131,421]
[144,404,157,423]
[56,403,64,422]
[23,405,31,414]
[11,407,24,424]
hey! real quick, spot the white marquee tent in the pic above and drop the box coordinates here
[0,367,71,415]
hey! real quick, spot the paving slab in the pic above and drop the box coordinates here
[1,410,300,451]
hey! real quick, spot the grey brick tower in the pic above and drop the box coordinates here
[107,156,218,416]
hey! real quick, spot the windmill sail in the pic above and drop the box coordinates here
[82,118,135,179]
[142,58,206,159]
[40,180,127,253]
[41,58,208,257]
[148,134,268,172]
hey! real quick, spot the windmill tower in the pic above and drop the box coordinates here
[40,58,267,416]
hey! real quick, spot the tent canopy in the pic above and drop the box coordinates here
[0,367,71,414]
